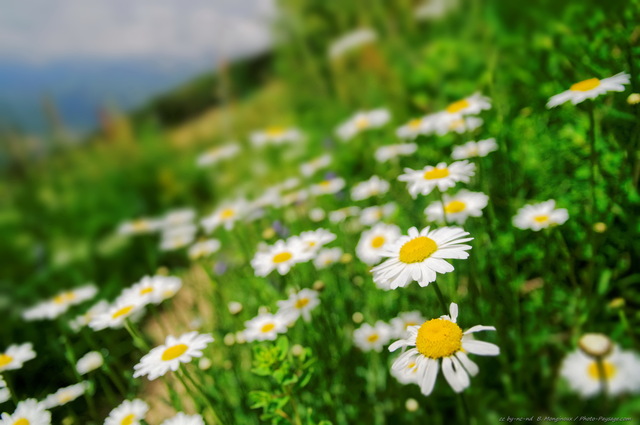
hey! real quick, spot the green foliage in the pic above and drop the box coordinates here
[249,337,328,425]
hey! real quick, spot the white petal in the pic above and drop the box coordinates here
[462,340,500,356]
[464,325,496,334]
[455,351,479,376]
[442,356,465,393]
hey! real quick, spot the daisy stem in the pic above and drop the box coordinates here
[458,392,473,425]
[60,333,98,419]
[124,319,150,351]
[586,103,598,292]
[180,367,225,425]
[595,356,609,397]
[431,281,449,316]
[437,189,449,225]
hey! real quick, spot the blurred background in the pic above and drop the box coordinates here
[1,0,639,423]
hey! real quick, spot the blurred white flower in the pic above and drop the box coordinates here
[547,73,630,108]
[335,109,390,141]
[328,28,377,60]
[512,200,569,231]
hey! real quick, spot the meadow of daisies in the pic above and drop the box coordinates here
[2,1,640,424]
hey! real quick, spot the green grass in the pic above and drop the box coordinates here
[1,0,640,424]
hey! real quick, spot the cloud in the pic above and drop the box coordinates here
[0,0,275,64]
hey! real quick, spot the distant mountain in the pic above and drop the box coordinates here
[0,58,216,135]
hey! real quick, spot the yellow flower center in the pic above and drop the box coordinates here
[266,126,285,137]
[404,321,418,329]
[423,167,450,180]
[273,252,293,264]
[415,319,463,358]
[398,237,438,264]
[446,99,470,114]
[53,291,76,305]
[14,419,30,425]
[111,305,134,319]
[139,287,154,295]
[0,354,13,367]
[261,323,275,333]
[132,220,149,231]
[408,119,422,129]
[220,208,235,219]
[587,360,617,380]
[295,298,310,309]
[319,180,332,187]
[161,344,189,361]
[570,78,601,92]
[367,334,379,343]
[58,392,75,404]
[534,215,549,223]
[120,414,136,425]
[355,117,369,130]
[370,236,386,248]
[445,200,467,214]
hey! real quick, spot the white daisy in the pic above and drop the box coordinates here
[277,289,320,324]
[374,143,418,163]
[196,143,240,167]
[117,218,162,236]
[160,225,197,251]
[300,154,332,177]
[329,206,361,223]
[243,312,289,342]
[251,239,312,277]
[398,161,476,198]
[160,413,205,425]
[356,223,401,265]
[310,177,346,196]
[0,343,36,373]
[201,199,250,233]
[104,399,149,425]
[359,203,397,226]
[351,176,390,201]
[22,284,98,321]
[512,200,569,231]
[76,351,104,375]
[280,189,309,207]
[438,115,483,136]
[188,239,221,260]
[451,138,498,160]
[117,275,182,306]
[390,311,426,339]
[250,127,303,147]
[441,93,491,117]
[371,226,473,290]
[353,321,393,352]
[40,382,89,409]
[328,28,377,60]
[0,399,51,425]
[336,109,391,141]
[389,303,499,395]
[546,72,630,108]
[0,377,9,404]
[69,300,110,332]
[89,298,145,331]
[424,190,489,225]
[396,117,431,140]
[133,332,214,380]
[160,208,196,229]
[289,229,336,254]
[313,247,343,269]
[560,345,640,397]
[415,0,460,20]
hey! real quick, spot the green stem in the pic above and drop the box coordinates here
[431,280,449,315]
[437,189,449,225]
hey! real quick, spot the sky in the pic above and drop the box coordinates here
[0,0,275,134]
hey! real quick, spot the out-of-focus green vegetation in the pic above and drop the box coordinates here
[1,0,639,424]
